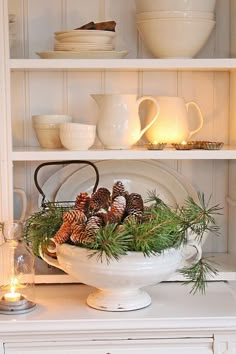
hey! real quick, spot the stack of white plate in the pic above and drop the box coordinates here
[54,29,116,52]
[9,14,16,48]
[37,29,128,59]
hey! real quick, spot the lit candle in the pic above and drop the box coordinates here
[146,141,166,150]
[3,292,21,302]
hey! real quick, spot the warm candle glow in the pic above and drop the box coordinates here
[181,141,187,145]
[3,292,21,302]
[2,277,22,302]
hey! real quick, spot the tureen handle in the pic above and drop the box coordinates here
[179,240,202,269]
[39,244,64,271]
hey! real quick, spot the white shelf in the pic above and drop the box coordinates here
[10,58,236,71]
[12,145,236,161]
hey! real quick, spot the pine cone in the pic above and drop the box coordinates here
[125,193,144,220]
[111,181,126,200]
[63,210,87,224]
[90,187,111,211]
[74,192,90,215]
[110,195,126,221]
[70,224,85,244]
[53,222,71,244]
[85,215,102,233]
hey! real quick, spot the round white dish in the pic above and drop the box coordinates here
[54,29,116,41]
[54,42,114,52]
[36,51,128,59]
[55,160,198,207]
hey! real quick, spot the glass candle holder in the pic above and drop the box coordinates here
[172,141,193,150]
[0,221,36,314]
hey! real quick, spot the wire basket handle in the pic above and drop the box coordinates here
[34,160,99,207]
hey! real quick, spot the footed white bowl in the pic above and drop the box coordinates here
[40,242,201,311]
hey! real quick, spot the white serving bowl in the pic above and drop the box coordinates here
[135,0,216,13]
[137,18,215,58]
[54,30,115,44]
[136,10,214,21]
[40,241,201,311]
[59,122,96,150]
[40,244,196,311]
[32,115,72,149]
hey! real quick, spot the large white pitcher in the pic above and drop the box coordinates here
[145,96,204,144]
[92,94,160,149]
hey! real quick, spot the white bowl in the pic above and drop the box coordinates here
[137,18,215,58]
[40,244,182,311]
[54,30,116,44]
[59,122,96,150]
[40,242,201,311]
[32,115,72,149]
[135,0,216,13]
[32,114,72,125]
[136,10,214,21]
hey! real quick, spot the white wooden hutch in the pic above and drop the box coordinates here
[1,0,236,352]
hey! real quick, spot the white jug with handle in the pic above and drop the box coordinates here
[92,94,160,149]
[145,96,204,144]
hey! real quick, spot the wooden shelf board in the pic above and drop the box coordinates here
[10,58,236,71]
[12,145,236,161]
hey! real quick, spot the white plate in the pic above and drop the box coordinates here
[54,42,114,51]
[36,51,128,59]
[55,160,198,208]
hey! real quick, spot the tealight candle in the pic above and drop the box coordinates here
[172,141,192,150]
[3,292,21,302]
[146,142,167,150]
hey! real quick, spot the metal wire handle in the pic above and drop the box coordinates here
[34,160,99,208]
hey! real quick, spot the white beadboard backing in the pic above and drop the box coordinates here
[2,0,236,280]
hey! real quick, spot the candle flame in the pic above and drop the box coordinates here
[181,141,187,145]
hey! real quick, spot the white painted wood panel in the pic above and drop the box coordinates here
[4,339,213,354]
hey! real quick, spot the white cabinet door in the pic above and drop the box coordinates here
[214,334,236,353]
[4,338,213,354]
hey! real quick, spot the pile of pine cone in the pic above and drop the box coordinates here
[53,181,144,246]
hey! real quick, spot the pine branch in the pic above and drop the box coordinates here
[23,203,69,256]
[88,224,131,263]
[179,257,218,294]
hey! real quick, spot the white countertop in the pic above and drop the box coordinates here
[1,281,236,340]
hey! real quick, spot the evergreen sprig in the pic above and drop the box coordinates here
[86,223,132,262]
[179,257,219,294]
[23,203,69,256]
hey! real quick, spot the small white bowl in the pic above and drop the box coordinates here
[136,10,215,21]
[32,115,72,149]
[135,0,216,13]
[137,18,215,58]
[59,122,96,150]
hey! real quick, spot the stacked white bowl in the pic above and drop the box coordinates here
[135,0,216,58]
[54,29,116,52]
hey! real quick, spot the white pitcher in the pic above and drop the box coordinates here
[92,94,160,149]
[145,96,204,144]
